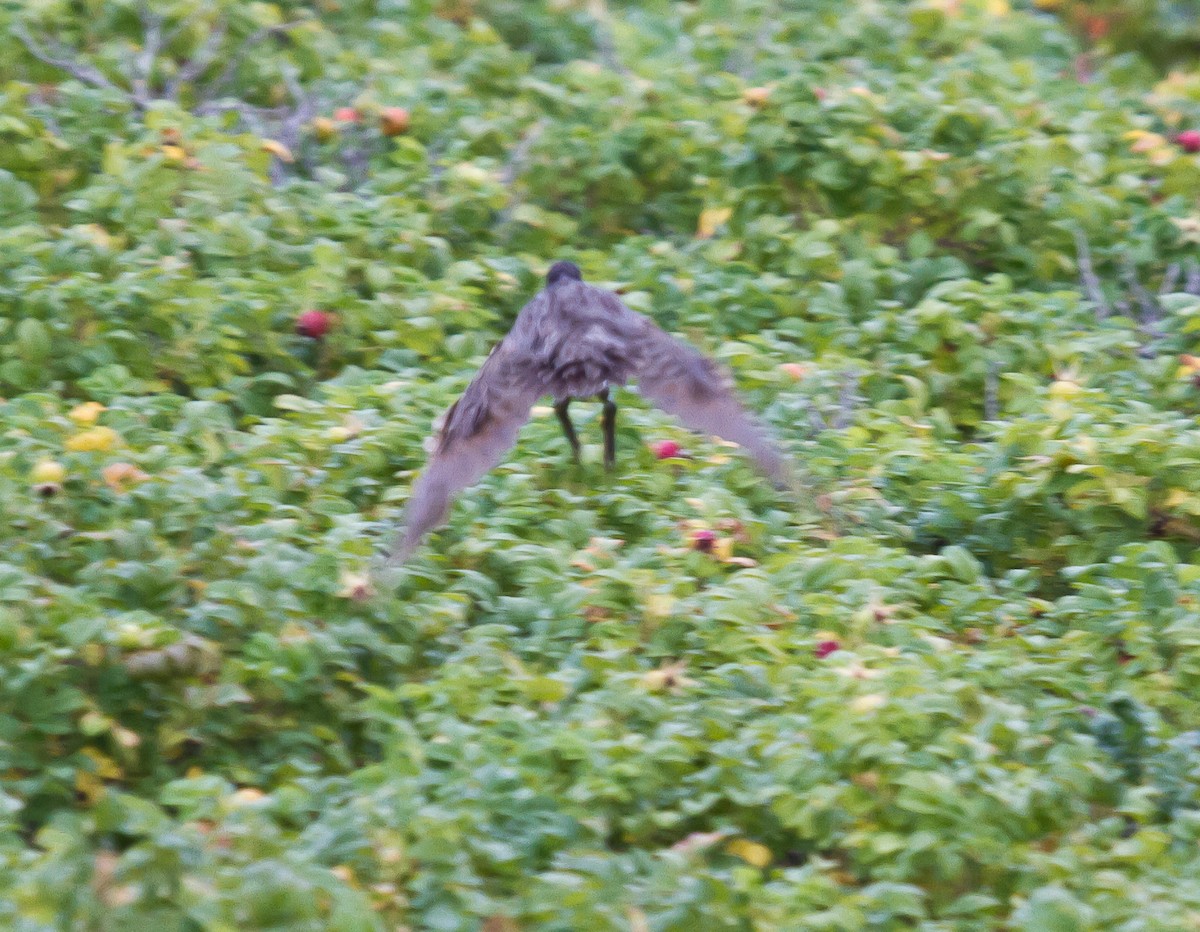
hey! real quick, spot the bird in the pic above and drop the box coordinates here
[383,260,791,565]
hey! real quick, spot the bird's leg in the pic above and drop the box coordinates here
[554,398,581,463]
[599,388,616,471]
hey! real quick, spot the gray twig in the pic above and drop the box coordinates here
[1120,253,1161,325]
[206,23,303,99]
[831,369,861,430]
[1073,227,1111,319]
[131,0,165,106]
[730,2,780,79]
[494,120,548,229]
[166,18,229,98]
[14,24,134,104]
[984,359,1000,421]
[27,86,64,137]
[1159,262,1181,296]
[1186,260,1200,297]
[589,1,631,75]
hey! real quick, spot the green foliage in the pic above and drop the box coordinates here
[2,0,1200,928]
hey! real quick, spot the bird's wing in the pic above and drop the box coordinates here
[630,317,792,487]
[383,339,545,566]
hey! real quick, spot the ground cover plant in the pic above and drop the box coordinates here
[3,0,1200,928]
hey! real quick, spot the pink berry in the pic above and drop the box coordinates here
[296,310,332,339]
[653,440,682,459]
[814,640,840,659]
[1177,130,1200,153]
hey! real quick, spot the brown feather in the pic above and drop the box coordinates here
[631,321,792,488]
[382,267,792,565]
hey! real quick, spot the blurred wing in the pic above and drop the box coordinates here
[383,342,544,565]
[632,320,791,487]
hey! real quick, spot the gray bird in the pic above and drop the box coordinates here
[384,260,791,565]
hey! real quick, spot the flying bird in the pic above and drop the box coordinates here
[383,260,791,565]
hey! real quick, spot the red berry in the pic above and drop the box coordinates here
[296,309,332,339]
[691,529,716,553]
[814,640,840,659]
[1177,130,1200,153]
[653,440,682,459]
[334,107,360,123]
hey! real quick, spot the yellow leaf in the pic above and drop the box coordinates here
[850,693,887,713]
[75,770,106,803]
[726,838,772,867]
[1164,489,1191,509]
[644,593,675,620]
[66,427,119,452]
[697,207,732,239]
[626,908,649,932]
[80,747,123,779]
[985,0,1009,15]
[31,459,66,485]
[68,401,105,424]
[261,139,295,162]
[229,787,267,807]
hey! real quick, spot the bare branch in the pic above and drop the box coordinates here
[27,85,64,137]
[1120,253,1161,325]
[130,0,165,105]
[1186,260,1200,296]
[205,22,305,100]
[729,1,779,79]
[984,359,1000,421]
[831,369,861,430]
[1159,262,1181,296]
[193,100,292,121]
[166,17,228,99]
[13,24,134,104]
[499,121,545,188]
[494,120,548,229]
[272,67,319,183]
[1072,227,1111,319]
[588,0,631,75]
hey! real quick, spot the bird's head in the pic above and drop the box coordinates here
[546,260,583,286]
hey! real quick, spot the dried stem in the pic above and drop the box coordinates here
[831,369,861,430]
[588,0,631,75]
[1072,227,1111,319]
[494,120,548,230]
[1120,254,1161,325]
[1186,260,1200,297]
[1159,262,1181,296]
[14,24,135,104]
[166,18,229,99]
[131,0,165,106]
[984,359,1000,421]
[205,23,304,100]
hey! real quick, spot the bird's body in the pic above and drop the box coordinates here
[384,261,790,565]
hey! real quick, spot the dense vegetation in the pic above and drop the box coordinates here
[3,0,1200,928]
